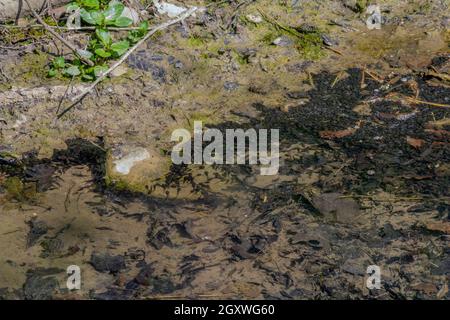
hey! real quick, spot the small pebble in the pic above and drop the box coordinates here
[246,14,263,23]
[224,81,239,91]
[273,36,293,47]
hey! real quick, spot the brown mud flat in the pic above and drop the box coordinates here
[0,0,449,300]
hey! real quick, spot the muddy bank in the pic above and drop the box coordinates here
[0,1,71,21]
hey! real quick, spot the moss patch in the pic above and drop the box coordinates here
[2,177,37,202]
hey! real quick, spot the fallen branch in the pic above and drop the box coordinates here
[364,69,383,83]
[58,6,198,118]
[15,0,23,25]
[405,97,450,109]
[365,93,450,109]
[324,46,343,56]
[427,70,450,83]
[339,194,450,203]
[23,0,94,66]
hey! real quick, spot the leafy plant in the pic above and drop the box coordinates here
[47,56,65,77]
[48,0,149,81]
[355,0,369,13]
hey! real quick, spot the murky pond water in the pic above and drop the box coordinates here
[1,63,449,299]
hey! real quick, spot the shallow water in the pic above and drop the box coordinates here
[1,66,448,299]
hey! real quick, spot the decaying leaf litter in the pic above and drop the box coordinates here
[0,0,449,300]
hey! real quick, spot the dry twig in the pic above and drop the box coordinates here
[23,0,94,66]
[405,97,450,109]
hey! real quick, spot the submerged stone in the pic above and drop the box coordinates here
[312,193,360,224]
[90,253,126,273]
[26,218,48,248]
[273,36,293,47]
[106,144,173,196]
[23,273,59,300]
[113,147,150,175]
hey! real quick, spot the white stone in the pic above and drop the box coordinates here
[153,0,188,18]
[113,147,150,175]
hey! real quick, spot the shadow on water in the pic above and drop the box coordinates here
[220,66,448,199]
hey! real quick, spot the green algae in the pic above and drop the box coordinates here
[2,176,37,202]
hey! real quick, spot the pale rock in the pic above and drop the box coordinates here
[113,147,150,175]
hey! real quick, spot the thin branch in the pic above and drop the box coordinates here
[15,0,24,25]
[58,7,198,118]
[56,75,75,115]
[23,0,94,66]
[405,97,450,109]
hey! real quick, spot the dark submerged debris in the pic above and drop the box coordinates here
[26,218,48,248]
[90,253,126,273]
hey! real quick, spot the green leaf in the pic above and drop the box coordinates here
[77,49,93,60]
[114,17,133,27]
[65,65,81,76]
[95,29,112,46]
[93,65,108,77]
[80,8,95,25]
[127,34,138,44]
[94,48,111,58]
[111,40,129,56]
[104,3,124,22]
[88,38,99,47]
[90,11,105,25]
[81,0,99,10]
[138,21,149,33]
[52,56,65,69]
[47,69,57,77]
[66,3,80,12]
[82,74,94,81]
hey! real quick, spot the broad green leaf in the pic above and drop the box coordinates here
[138,21,149,33]
[94,65,108,77]
[104,3,124,22]
[114,17,133,27]
[66,3,79,12]
[81,0,99,10]
[95,29,112,46]
[52,56,65,69]
[90,11,105,25]
[80,8,95,25]
[77,49,93,60]
[47,69,57,77]
[65,66,81,76]
[95,48,111,58]
[111,40,129,56]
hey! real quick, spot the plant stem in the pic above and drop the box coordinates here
[23,0,94,66]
